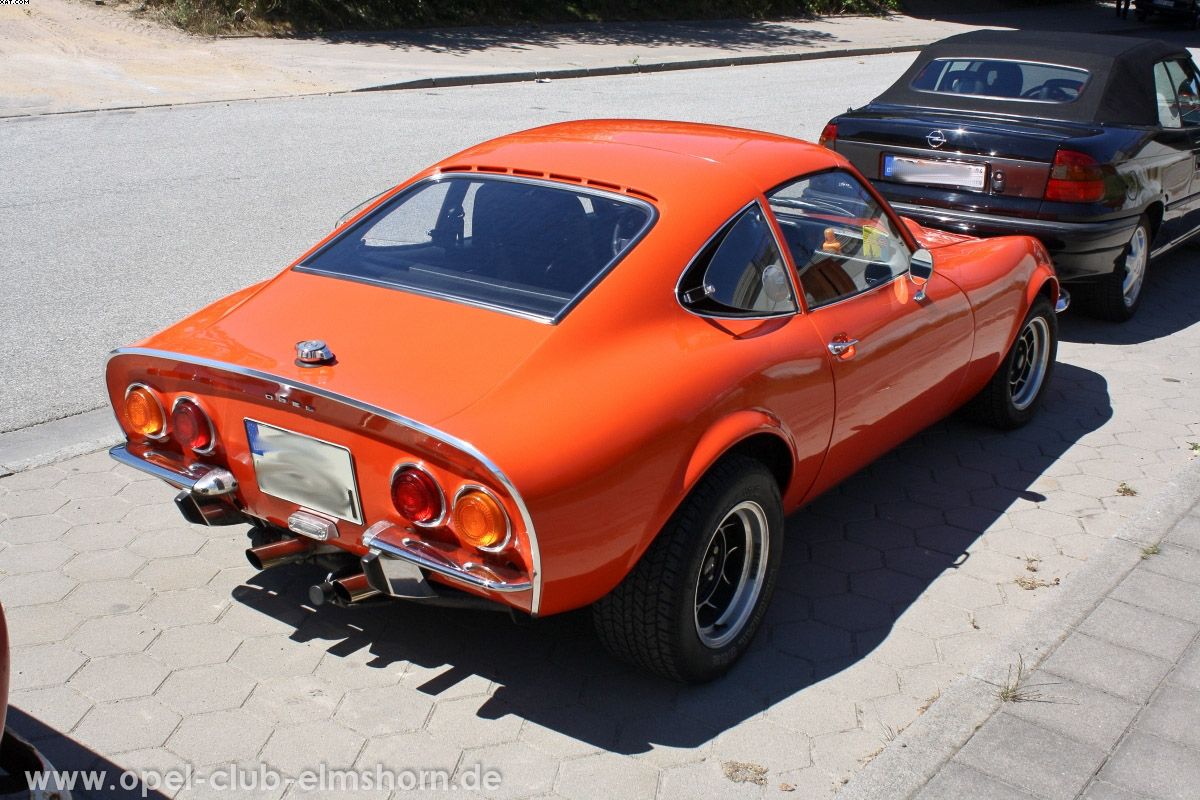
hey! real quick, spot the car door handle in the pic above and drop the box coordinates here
[827,338,859,359]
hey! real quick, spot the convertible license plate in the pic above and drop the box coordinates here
[882,154,987,190]
[244,420,363,524]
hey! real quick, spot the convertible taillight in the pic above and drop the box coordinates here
[1044,148,1106,203]
[452,488,510,551]
[124,385,166,439]
[391,466,443,525]
[171,398,213,452]
[818,123,837,149]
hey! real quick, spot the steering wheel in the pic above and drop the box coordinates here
[1021,79,1082,102]
[796,195,849,218]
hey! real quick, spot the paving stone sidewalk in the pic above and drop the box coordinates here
[841,457,1200,800]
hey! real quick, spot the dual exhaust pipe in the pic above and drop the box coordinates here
[245,536,382,607]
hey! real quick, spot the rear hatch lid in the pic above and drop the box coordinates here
[833,105,1101,201]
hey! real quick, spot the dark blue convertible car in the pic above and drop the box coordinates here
[821,30,1200,321]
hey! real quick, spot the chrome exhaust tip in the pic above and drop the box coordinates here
[246,536,314,571]
[332,573,383,605]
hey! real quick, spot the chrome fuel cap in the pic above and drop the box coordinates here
[295,339,334,366]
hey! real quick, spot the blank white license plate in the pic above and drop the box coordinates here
[883,154,987,190]
[245,420,362,524]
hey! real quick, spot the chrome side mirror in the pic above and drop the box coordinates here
[909,248,934,300]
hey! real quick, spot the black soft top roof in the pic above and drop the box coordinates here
[873,30,1189,125]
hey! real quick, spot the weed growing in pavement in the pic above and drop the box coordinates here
[1117,482,1138,496]
[1015,574,1059,590]
[1023,555,1041,573]
[995,655,1042,702]
[722,762,767,786]
[1188,442,1200,452]
[1140,543,1161,559]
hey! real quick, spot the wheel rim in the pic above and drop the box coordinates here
[1122,226,1148,308]
[693,500,769,649]
[1009,316,1051,411]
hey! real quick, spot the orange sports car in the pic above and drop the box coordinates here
[106,120,1063,682]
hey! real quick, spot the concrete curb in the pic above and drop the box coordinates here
[838,454,1200,800]
[355,42,927,93]
[0,407,121,476]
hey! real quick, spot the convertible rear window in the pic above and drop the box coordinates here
[911,58,1091,103]
[298,175,654,321]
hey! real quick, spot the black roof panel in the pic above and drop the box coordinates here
[873,30,1190,125]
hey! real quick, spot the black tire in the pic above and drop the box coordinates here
[1078,216,1150,323]
[962,295,1057,430]
[592,455,783,683]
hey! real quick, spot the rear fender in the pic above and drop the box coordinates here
[681,410,792,497]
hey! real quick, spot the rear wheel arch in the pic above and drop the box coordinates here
[725,432,794,499]
[680,411,795,501]
[1143,202,1163,242]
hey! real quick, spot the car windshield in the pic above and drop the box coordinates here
[911,58,1091,103]
[297,175,654,321]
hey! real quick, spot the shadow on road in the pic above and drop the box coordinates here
[278,19,844,54]
[232,359,1112,755]
[5,708,170,800]
[1060,246,1200,346]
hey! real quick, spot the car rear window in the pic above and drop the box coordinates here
[911,58,1091,103]
[297,175,654,322]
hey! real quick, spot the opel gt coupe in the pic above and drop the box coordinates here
[106,121,1061,682]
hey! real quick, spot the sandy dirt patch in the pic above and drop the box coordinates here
[0,0,330,116]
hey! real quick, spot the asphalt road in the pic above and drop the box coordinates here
[0,52,919,434]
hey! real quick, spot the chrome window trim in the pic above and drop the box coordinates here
[125,382,170,441]
[910,56,1092,104]
[171,395,217,455]
[391,461,448,528]
[108,346,544,615]
[674,199,803,321]
[295,172,659,326]
[452,483,513,553]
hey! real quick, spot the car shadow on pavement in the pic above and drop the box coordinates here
[4,708,170,800]
[1059,247,1200,346]
[231,359,1111,756]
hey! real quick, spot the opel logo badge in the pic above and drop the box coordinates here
[927,130,947,149]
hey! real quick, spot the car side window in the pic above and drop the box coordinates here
[1155,61,1184,129]
[1168,59,1200,126]
[766,171,912,309]
[678,204,797,317]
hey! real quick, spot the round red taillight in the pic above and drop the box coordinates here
[391,466,443,525]
[171,398,213,452]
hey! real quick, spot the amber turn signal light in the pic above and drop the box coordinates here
[452,488,509,551]
[124,385,166,439]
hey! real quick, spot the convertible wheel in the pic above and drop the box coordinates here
[592,455,782,683]
[962,295,1057,430]
[1079,216,1149,322]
